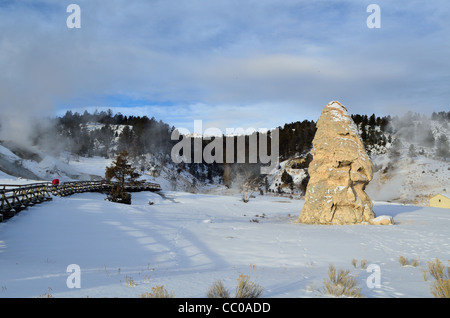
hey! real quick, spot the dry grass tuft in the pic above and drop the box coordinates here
[398,256,420,267]
[206,274,264,298]
[351,259,368,269]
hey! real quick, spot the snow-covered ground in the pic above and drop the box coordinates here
[0,136,449,298]
[0,190,449,298]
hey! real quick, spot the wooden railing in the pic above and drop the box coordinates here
[0,180,161,222]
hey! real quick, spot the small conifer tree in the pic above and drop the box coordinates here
[281,169,293,185]
[105,150,140,204]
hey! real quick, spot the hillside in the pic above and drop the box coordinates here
[367,116,449,205]
[0,110,448,206]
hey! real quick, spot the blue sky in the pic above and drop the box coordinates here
[1,0,449,135]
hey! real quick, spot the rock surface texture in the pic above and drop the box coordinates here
[299,101,376,225]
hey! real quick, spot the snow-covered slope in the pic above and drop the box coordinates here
[367,155,449,205]
[267,158,307,194]
[366,118,449,205]
[0,143,105,183]
[0,116,448,204]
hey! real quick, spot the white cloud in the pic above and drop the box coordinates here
[0,0,449,140]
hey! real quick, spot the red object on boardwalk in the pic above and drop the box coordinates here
[52,179,60,185]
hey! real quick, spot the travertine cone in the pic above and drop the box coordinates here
[299,101,375,224]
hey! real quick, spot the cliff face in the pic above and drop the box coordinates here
[299,101,375,224]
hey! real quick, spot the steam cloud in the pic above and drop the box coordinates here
[1,1,449,150]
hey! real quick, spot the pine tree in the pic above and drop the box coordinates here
[117,125,134,153]
[105,150,140,204]
[360,121,368,144]
[369,113,376,126]
[408,144,416,159]
[436,134,449,159]
[281,169,293,185]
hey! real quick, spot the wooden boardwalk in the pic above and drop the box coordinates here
[0,181,161,222]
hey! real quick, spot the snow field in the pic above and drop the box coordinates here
[0,191,449,298]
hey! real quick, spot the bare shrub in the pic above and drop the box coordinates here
[37,287,53,298]
[206,280,231,298]
[140,285,174,298]
[322,264,362,298]
[410,259,420,267]
[235,274,264,298]
[351,259,368,269]
[360,259,368,269]
[427,259,450,298]
[207,274,264,298]
[398,256,419,267]
[124,275,137,287]
[430,278,450,298]
[398,256,409,266]
[427,258,445,280]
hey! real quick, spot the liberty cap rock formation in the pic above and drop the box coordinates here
[299,101,378,225]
